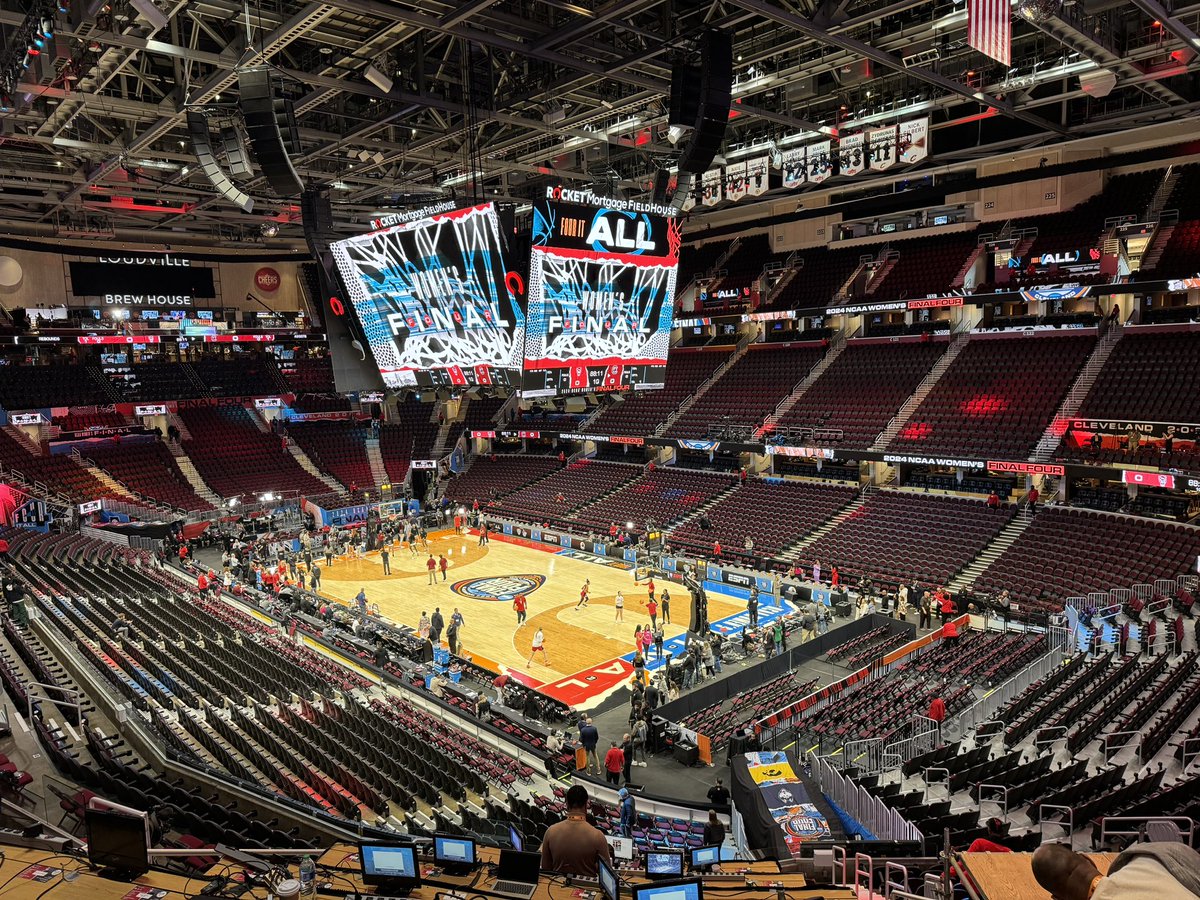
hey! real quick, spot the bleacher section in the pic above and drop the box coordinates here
[666,344,826,438]
[570,467,737,531]
[867,232,979,302]
[764,245,863,310]
[287,421,373,490]
[0,364,107,409]
[497,460,640,526]
[889,333,1096,458]
[443,454,562,504]
[973,507,1200,610]
[178,406,332,499]
[85,441,214,511]
[0,428,113,503]
[588,348,731,435]
[193,355,289,397]
[280,356,337,393]
[772,339,946,448]
[668,479,858,563]
[798,491,1014,588]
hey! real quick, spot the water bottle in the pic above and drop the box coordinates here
[299,855,317,899]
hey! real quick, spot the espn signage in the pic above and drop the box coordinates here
[1122,470,1176,489]
[134,404,168,416]
[987,460,1065,477]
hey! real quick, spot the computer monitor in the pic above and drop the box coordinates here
[433,835,477,872]
[606,835,634,861]
[631,878,702,900]
[644,850,684,879]
[85,808,150,876]
[509,825,524,852]
[598,857,619,900]
[689,846,721,870]
[359,842,421,895]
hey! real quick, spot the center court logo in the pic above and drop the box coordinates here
[450,574,546,602]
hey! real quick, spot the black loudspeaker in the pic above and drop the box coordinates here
[238,66,304,197]
[220,125,252,178]
[274,97,302,156]
[652,168,671,203]
[678,30,733,174]
[669,61,702,126]
[187,111,253,212]
[300,187,334,257]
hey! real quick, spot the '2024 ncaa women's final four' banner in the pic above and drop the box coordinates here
[522,186,682,397]
[732,751,832,857]
[329,202,527,390]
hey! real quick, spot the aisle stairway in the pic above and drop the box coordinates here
[286,442,344,493]
[946,506,1035,594]
[756,334,847,439]
[871,333,970,450]
[366,439,389,486]
[1030,325,1123,461]
[780,492,868,561]
[174,453,223,506]
[657,336,752,434]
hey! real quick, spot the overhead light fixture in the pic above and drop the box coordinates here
[363,63,394,93]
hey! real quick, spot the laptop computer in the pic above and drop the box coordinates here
[491,849,542,900]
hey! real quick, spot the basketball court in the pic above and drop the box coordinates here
[315,528,794,707]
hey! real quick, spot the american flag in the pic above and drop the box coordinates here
[968,0,1011,66]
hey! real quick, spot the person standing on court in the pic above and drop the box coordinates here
[540,785,610,876]
[747,588,759,628]
[430,607,445,646]
[380,547,390,575]
[578,717,600,773]
[426,554,437,585]
[647,595,658,630]
[528,627,549,668]
[451,607,465,633]
[653,624,664,660]
[439,553,448,581]
[446,619,459,656]
[513,592,527,624]
[614,590,625,622]
[356,588,368,618]
[660,588,671,624]
[620,732,635,784]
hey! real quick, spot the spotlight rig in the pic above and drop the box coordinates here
[0,3,65,113]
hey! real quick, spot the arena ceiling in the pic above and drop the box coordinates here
[0,0,1198,244]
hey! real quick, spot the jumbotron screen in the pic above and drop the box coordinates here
[521,188,681,397]
[329,202,526,389]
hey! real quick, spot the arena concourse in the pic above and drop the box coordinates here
[1,0,1200,897]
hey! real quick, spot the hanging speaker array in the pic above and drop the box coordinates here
[186,111,253,212]
[237,66,305,198]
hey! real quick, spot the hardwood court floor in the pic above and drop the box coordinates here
[316,529,744,682]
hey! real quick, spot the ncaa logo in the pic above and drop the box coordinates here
[451,574,546,602]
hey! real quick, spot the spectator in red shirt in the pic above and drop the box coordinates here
[987,490,1000,509]
[439,554,448,581]
[1027,486,1039,510]
[197,573,208,592]
[426,554,437,585]
[603,741,624,786]
[927,696,946,724]
[646,598,658,630]
[713,540,721,557]
[967,819,1012,853]
[942,618,959,644]
[178,543,189,562]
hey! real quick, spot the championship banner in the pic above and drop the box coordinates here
[781,147,807,189]
[868,126,897,170]
[725,161,748,202]
[808,141,833,184]
[329,202,526,390]
[746,156,770,196]
[898,118,929,165]
[749,760,797,785]
[733,751,833,857]
[701,168,723,206]
[838,132,865,176]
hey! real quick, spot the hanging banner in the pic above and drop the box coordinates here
[701,168,723,206]
[898,118,929,165]
[725,161,748,202]
[838,132,865,176]
[781,147,807,189]
[746,156,770,196]
[868,126,897,171]
[680,176,697,213]
[808,141,833,184]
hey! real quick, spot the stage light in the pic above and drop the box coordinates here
[228,497,240,508]
[0,94,10,112]
[626,521,635,530]
[363,63,394,93]
[40,16,54,37]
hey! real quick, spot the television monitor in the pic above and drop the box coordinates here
[433,834,477,872]
[359,842,421,894]
[598,856,619,900]
[509,825,524,852]
[644,850,684,879]
[330,202,526,390]
[689,846,721,870]
[84,808,149,875]
[631,879,702,900]
[605,836,634,861]
[522,190,681,397]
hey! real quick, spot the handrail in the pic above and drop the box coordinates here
[976,783,1009,819]
[1099,816,1195,847]
[1039,803,1075,847]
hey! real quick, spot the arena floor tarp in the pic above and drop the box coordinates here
[731,750,834,857]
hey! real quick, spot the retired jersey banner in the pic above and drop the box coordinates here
[898,118,929,165]
[808,141,833,184]
[838,132,865,176]
[868,126,897,170]
[701,168,723,206]
[725,161,748,202]
[781,147,807,189]
[746,156,771,196]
